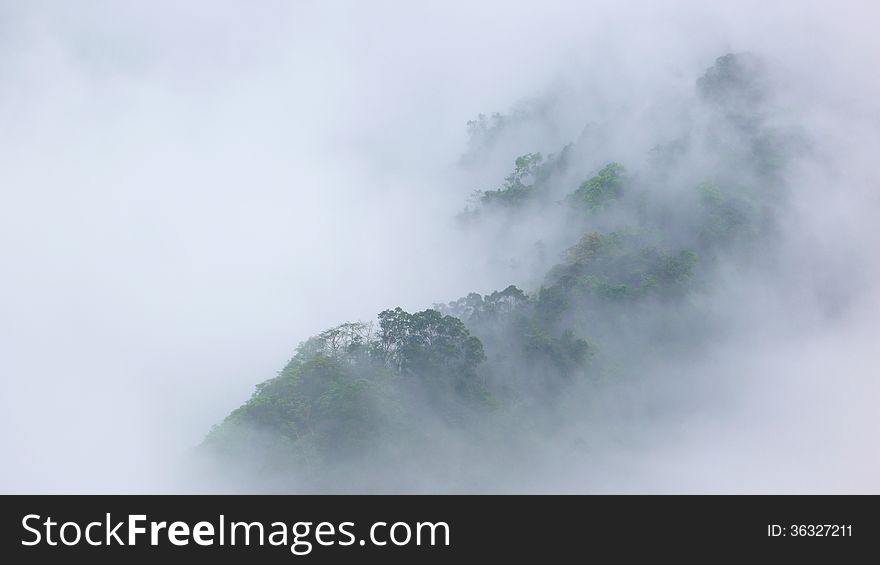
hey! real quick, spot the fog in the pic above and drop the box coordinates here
[1,1,878,493]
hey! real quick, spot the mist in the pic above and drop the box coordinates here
[1,1,878,493]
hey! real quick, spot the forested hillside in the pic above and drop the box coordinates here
[202,54,803,492]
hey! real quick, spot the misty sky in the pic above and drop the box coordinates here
[2,1,878,493]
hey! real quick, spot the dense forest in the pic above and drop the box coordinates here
[201,54,803,492]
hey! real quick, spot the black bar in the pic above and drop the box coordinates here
[2,495,876,562]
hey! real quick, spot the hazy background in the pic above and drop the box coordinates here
[1,0,878,492]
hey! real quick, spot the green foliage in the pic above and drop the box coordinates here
[479,153,543,208]
[567,163,626,211]
[205,53,796,491]
[697,53,764,106]
[375,307,486,384]
[534,283,572,324]
[204,355,401,468]
[564,232,624,264]
[546,229,699,303]
[206,308,490,470]
[695,181,757,248]
[296,322,374,364]
[575,275,634,300]
[522,326,590,377]
[441,285,530,323]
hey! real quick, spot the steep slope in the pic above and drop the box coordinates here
[201,53,803,492]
